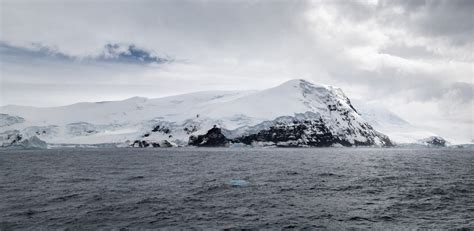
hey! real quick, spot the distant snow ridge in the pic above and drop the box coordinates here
[353,101,439,144]
[0,79,393,148]
[0,114,25,127]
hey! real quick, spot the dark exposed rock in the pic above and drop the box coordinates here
[151,125,170,134]
[235,118,339,147]
[1,131,23,147]
[188,126,229,147]
[183,125,198,135]
[234,118,392,147]
[35,130,47,135]
[187,117,392,148]
[131,140,160,148]
[130,139,177,148]
[9,133,23,145]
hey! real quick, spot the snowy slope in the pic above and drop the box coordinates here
[1,79,401,147]
[0,90,257,144]
[353,101,437,144]
[0,91,255,125]
[212,79,391,146]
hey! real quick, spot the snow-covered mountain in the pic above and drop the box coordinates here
[1,79,397,148]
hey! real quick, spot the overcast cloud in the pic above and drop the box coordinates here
[0,0,473,141]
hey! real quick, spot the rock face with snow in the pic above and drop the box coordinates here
[0,79,393,148]
[235,115,392,147]
[189,126,229,147]
[222,80,393,147]
[15,136,48,149]
[188,80,392,147]
[0,130,23,147]
[419,136,447,147]
[0,130,47,149]
[129,139,177,148]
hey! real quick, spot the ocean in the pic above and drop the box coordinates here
[0,148,473,229]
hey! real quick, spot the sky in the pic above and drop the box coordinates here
[0,0,473,142]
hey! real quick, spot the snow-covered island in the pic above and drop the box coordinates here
[0,79,464,149]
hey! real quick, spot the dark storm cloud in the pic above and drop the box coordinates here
[99,44,172,65]
[322,1,375,22]
[327,0,474,46]
[404,81,473,105]
[0,43,71,61]
[0,42,171,65]
[380,0,474,45]
[379,44,440,59]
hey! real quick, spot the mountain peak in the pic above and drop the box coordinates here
[278,79,327,90]
[271,79,331,100]
[281,78,311,85]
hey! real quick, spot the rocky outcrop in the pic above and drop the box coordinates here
[0,130,47,149]
[235,118,336,147]
[0,130,23,147]
[187,118,392,148]
[232,112,393,147]
[14,136,48,149]
[131,140,160,148]
[130,139,177,148]
[188,126,229,147]
[419,136,447,147]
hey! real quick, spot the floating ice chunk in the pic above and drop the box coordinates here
[228,143,248,148]
[229,179,250,187]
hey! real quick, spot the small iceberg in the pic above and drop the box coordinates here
[229,179,250,187]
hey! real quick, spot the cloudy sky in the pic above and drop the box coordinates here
[0,0,473,141]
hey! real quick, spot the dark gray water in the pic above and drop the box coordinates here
[0,148,473,229]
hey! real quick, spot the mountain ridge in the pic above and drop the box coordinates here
[0,79,421,148]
